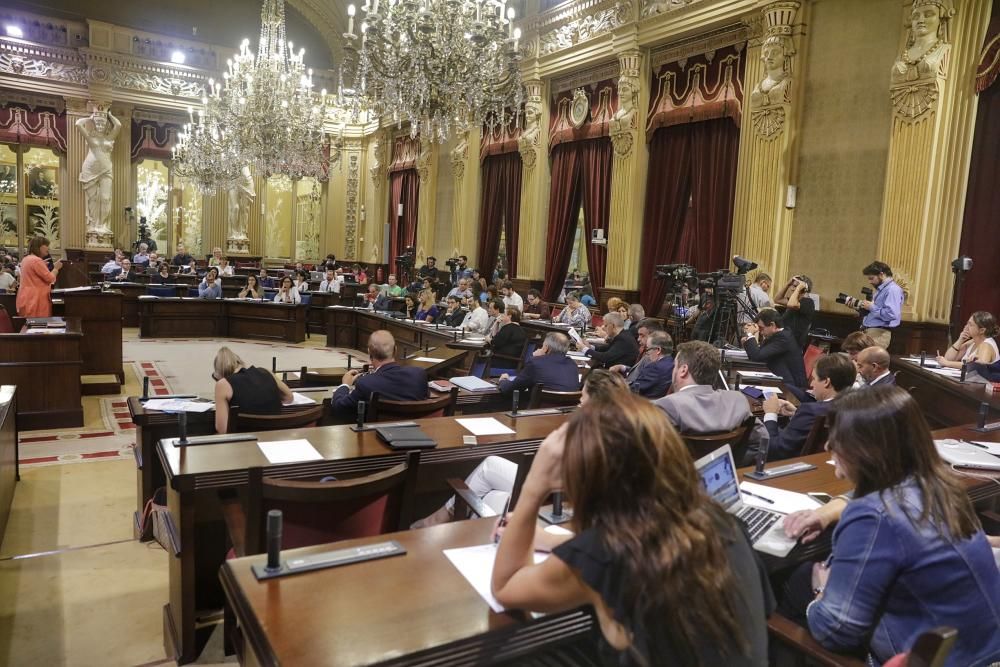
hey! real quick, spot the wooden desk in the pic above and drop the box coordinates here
[158,412,568,664]
[0,386,17,542]
[138,298,307,343]
[54,288,124,389]
[221,519,593,667]
[891,357,1000,428]
[0,318,83,430]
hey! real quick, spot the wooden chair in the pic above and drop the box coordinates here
[767,614,867,667]
[368,387,457,422]
[448,451,535,520]
[0,305,13,334]
[680,415,755,462]
[803,344,824,379]
[528,384,582,409]
[799,413,829,456]
[228,404,324,433]
[294,366,344,387]
[895,627,958,667]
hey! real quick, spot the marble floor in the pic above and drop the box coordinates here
[0,331,342,666]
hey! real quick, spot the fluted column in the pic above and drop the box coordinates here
[246,173,266,256]
[414,138,438,265]
[730,1,806,283]
[876,0,990,323]
[110,102,133,249]
[606,49,648,293]
[515,79,549,281]
[362,129,389,264]
[62,97,90,250]
[450,128,482,262]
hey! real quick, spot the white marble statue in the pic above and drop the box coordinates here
[76,108,121,236]
[518,101,541,149]
[226,165,255,242]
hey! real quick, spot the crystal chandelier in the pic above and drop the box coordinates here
[342,0,524,142]
[173,0,331,192]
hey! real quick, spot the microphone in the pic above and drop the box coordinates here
[511,390,519,415]
[960,360,968,382]
[265,510,282,572]
[142,376,150,400]
[978,402,989,430]
[920,351,926,367]
[272,356,277,373]
[177,412,188,446]
[346,354,352,370]
[754,437,769,477]
[551,491,564,519]
[357,400,366,429]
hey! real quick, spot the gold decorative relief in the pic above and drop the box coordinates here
[890,0,955,122]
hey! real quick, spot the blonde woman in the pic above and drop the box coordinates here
[415,289,439,323]
[212,347,293,433]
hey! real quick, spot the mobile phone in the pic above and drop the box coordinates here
[808,492,833,505]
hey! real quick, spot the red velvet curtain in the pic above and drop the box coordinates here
[477,152,523,278]
[579,138,612,298]
[638,118,738,313]
[387,169,419,264]
[542,144,584,301]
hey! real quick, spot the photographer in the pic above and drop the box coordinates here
[775,274,815,350]
[858,261,904,349]
[448,255,474,286]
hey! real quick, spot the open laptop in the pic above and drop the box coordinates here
[935,439,1000,471]
[694,444,799,557]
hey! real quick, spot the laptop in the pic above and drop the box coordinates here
[310,270,325,282]
[694,445,799,557]
[935,439,1000,471]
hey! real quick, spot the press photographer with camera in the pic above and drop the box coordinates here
[850,261,904,349]
[775,274,815,350]
[447,255,474,286]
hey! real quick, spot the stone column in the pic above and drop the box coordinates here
[605,49,648,302]
[333,139,364,261]
[362,129,389,264]
[414,138,438,265]
[730,1,806,283]
[110,102,132,250]
[876,0,990,323]
[62,97,90,250]
[515,78,549,281]
[450,128,482,263]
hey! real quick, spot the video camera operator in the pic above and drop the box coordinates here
[446,255,474,286]
[846,261,903,349]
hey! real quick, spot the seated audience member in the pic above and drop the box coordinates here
[113,258,135,282]
[364,283,390,310]
[415,289,439,323]
[440,296,466,327]
[741,307,808,387]
[402,293,419,319]
[354,263,368,285]
[446,278,473,301]
[208,247,224,267]
[749,272,773,311]
[577,313,639,369]
[556,291,592,329]
[132,242,150,266]
[318,268,339,293]
[856,346,895,387]
[614,330,673,399]
[655,340,768,464]
[522,289,551,320]
[292,269,310,295]
[485,298,504,337]
[212,346,294,433]
[218,258,234,277]
[171,243,193,267]
[497,332,580,395]
[384,273,406,297]
[609,318,662,378]
[418,256,438,280]
[198,267,222,299]
[777,387,1000,666]
[238,274,262,299]
[476,277,490,304]
[273,275,301,304]
[257,267,275,289]
[101,249,124,275]
[294,261,305,273]
[0,264,17,292]
[491,392,774,667]
[461,294,489,333]
[331,330,429,417]
[761,353,855,460]
[500,280,523,311]
[486,307,527,373]
[841,331,876,382]
[775,274,815,350]
[150,263,172,285]
[936,310,998,368]
[322,253,337,271]
[415,369,627,527]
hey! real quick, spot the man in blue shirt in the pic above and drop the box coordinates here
[859,261,904,349]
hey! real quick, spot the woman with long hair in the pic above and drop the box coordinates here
[16,236,64,317]
[936,310,998,367]
[273,275,301,304]
[415,289,439,323]
[492,393,773,666]
[238,274,261,300]
[780,387,1000,666]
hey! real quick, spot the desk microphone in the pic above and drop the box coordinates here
[142,376,149,400]
[960,361,968,383]
[551,491,564,518]
[978,402,989,430]
[177,412,188,446]
[754,437,770,477]
[357,400,366,429]
[919,351,926,367]
[266,510,282,572]
[511,391,519,415]
[346,354,352,370]
[272,356,277,373]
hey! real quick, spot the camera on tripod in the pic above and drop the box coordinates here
[654,263,697,283]
[395,246,416,266]
[444,257,460,268]
[836,286,874,310]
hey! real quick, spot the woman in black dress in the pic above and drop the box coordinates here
[212,347,293,433]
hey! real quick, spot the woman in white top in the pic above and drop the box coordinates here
[937,311,998,368]
[293,270,311,295]
[218,258,234,276]
[556,292,592,329]
[273,275,301,304]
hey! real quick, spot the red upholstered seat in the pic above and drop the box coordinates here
[0,306,14,334]
[803,344,824,378]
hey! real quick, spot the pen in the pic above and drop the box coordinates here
[742,489,775,505]
[493,495,512,544]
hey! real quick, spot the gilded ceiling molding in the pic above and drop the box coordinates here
[0,38,88,86]
[537,0,632,56]
[649,23,750,68]
[551,60,621,95]
[0,89,66,112]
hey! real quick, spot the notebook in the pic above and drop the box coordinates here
[374,425,437,450]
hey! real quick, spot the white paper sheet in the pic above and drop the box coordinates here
[443,544,548,613]
[739,481,822,515]
[450,376,497,392]
[737,370,783,380]
[143,399,215,413]
[289,392,318,405]
[971,440,1000,455]
[455,417,516,436]
[411,356,445,363]
[257,439,324,464]
[567,327,583,344]
[901,356,941,368]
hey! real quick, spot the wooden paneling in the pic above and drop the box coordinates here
[0,319,83,430]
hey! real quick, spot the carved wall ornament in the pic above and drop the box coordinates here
[518,99,541,170]
[450,132,469,180]
[370,131,385,189]
[750,35,792,139]
[610,127,634,158]
[538,1,632,56]
[890,0,955,122]
[416,140,432,183]
[641,0,699,19]
[0,52,88,84]
[569,88,590,128]
[112,70,205,98]
[345,153,360,258]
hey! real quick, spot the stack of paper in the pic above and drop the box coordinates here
[143,398,215,413]
[455,417,516,436]
[443,544,548,613]
[450,376,497,392]
[288,392,318,405]
[737,370,783,381]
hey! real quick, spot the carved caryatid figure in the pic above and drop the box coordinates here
[611,75,637,134]
[750,36,792,139]
[227,165,255,240]
[890,0,954,121]
[77,107,121,235]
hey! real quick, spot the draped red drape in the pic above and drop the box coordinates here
[638,118,738,314]
[387,169,419,266]
[579,138,612,298]
[542,144,584,302]
[477,152,523,278]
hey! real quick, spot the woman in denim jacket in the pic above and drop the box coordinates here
[781,387,1000,666]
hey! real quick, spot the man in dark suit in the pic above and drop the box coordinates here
[331,330,428,418]
[742,307,808,387]
[578,312,639,369]
[857,345,896,387]
[614,329,673,399]
[761,353,856,460]
[497,332,579,394]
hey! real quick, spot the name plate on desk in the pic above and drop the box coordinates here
[251,540,406,580]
